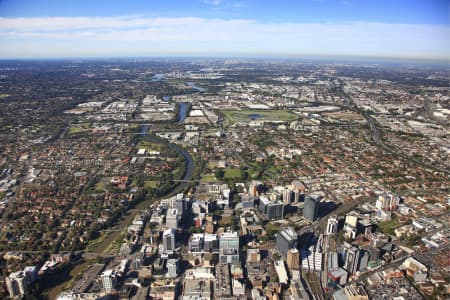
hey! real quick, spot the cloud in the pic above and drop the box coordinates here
[0,16,448,59]
[203,0,223,6]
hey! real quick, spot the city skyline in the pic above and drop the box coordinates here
[0,0,449,60]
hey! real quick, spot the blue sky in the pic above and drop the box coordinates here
[0,0,448,60]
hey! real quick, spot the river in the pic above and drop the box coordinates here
[177,102,190,123]
[139,125,194,187]
[185,82,206,93]
[48,126,195,299]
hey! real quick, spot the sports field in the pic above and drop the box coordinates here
[222,109,298,124]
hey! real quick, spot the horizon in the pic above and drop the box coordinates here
[0,0,449,60]
[0,54,449,67]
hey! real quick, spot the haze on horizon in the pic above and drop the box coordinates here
[0,0,449,61]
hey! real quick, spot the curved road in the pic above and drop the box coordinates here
[332,85,449,175]
[47,126,195,299]
[90,125,195,255]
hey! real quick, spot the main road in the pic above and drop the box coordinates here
[47,125,195,299]
[334,84,449,175]
[90,124,195,254]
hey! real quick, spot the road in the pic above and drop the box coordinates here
[88,127,195,255]
[334,84,449,175]
[46,126,196,298]
[352,255,409,284]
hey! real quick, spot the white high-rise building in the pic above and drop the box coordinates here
[301,249,322,271]
[6,266,37,298]
[166,208,180,229]
[6,271,28,298]
[163,229,176,254]
[327,216,338,235]
[166,258,178,278]
[100,269,118,293]
[343,247,360,275]
[375,193,400,211]
[219,231,239,264]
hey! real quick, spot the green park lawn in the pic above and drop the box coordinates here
[222,109,298,124]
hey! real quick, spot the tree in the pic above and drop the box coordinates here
[214,168,225,179]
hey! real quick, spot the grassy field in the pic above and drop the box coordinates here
[222,109,298,124]
[224,168,242,179]
[145,180,159,188]
[137,140,163,152]
[377,219,400,235]
[201,174,218,182]
[68,123,92,134]
[95,179,108,192]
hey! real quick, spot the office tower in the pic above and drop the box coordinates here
[249,180,263,197]
[101,269,118,293]
[163,229,176,254]
[327,216,338,235]
[203,233,219,252]
[276,227,298,259]
[166,258,179,278]
[375,193,400,211]
[6,271,28,298]
[358,251,369,271]
[301,249,323,272]
[219,231,239,264]
[166,208,180,230]
[189,233,203,252]
[293,190,301,203]
[287,248,300,270]
[304,195,320,221]
[283,189,293,205]
[343,247,360,275]
[259,196,284,220]
[175,193,186,213]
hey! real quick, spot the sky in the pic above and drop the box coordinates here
[0,0,449,60]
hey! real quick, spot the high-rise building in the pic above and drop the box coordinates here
[166,258,179,278]
[174,193,186,213]
[189,233,203,252]
[249,180,263,197]
[375,193,400,211]
[259,196,284,220]
[282,189,293,205]
[276,227,298,259]
[166,208,180,230]
[188,233,218,253]
[301,249,323,271]
[219,231,239,264]
[303,195,320,221]
[163,229,176,254]
[203,233,219,252]
[100,269,118,293]
[287,248,300,271]
[343,247,360,275]
[5,266,37,298]
[327,216,339,235]
[6,271,28,298]
[358,251,369,272]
